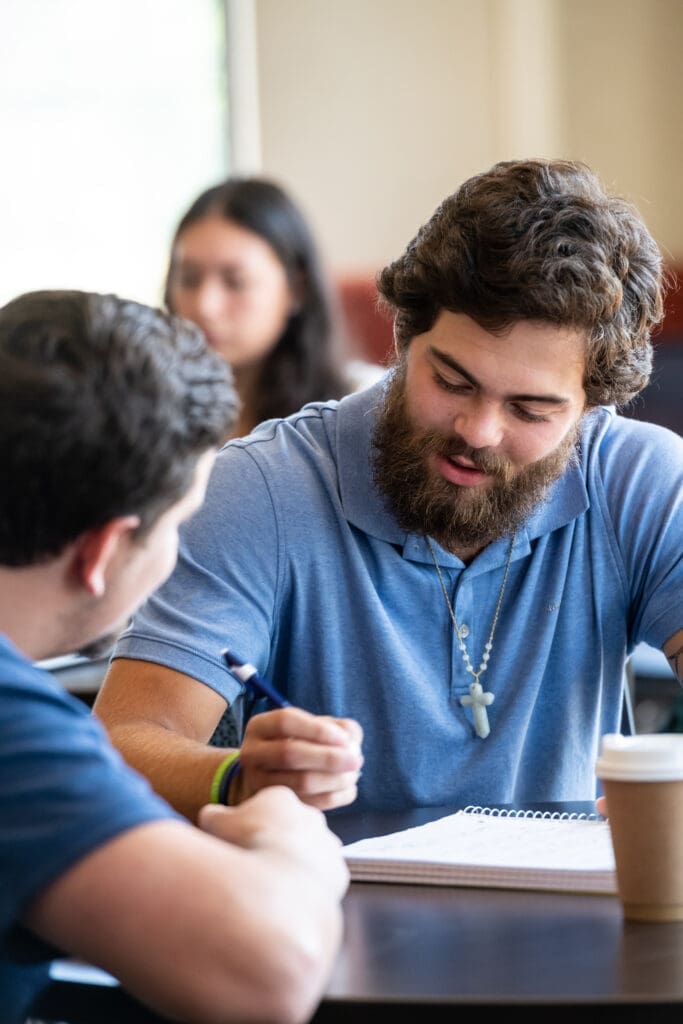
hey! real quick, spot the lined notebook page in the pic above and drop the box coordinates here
[343,808,617,894]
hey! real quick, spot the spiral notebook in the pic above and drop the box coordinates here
[342,806,617,894]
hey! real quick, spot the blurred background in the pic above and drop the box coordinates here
[2,0,681,726]
[2,0,682,313]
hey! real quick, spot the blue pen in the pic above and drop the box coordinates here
[222,649,291,708]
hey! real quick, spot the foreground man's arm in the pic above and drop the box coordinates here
[24,786,348,1024]
[94,658,363,821]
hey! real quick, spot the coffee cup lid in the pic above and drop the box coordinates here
[596,733,683,781]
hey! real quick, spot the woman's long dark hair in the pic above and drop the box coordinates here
[164,177,348,425]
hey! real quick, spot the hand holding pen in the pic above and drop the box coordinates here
[222,648,364,811]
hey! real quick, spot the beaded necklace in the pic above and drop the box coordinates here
[426,534,515,738]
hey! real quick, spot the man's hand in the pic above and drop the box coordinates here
[233,707,363,810]
[198,785,350,899]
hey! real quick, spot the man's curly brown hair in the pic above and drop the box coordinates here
[377,159,668,407]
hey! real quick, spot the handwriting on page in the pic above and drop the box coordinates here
[344,811,615,871]
[343,810,616,892]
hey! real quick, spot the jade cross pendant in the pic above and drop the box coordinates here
[460,681,494,739]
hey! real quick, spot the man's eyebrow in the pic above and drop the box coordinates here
[428,345,570,406]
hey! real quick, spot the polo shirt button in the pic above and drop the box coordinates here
[458,624,469,638]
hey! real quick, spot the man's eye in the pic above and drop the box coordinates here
[513,405,549,423]
[433,372,470,394]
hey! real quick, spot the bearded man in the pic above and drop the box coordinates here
[94,158,683,814]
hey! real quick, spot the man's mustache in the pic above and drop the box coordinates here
[424,431,512,479]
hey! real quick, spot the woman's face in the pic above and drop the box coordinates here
[168,215,296,369]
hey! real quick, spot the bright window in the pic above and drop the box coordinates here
[0,0,228,307]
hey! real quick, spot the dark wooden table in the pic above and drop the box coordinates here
[33,804,683,1023]
[313,804,683,1021]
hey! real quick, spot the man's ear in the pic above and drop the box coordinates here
[73,516,141,597]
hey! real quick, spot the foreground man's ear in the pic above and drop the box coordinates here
[73,515,141,597]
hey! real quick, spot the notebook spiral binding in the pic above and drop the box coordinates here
[463,804,599,821]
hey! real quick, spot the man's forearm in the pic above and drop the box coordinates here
[106,721,234,821]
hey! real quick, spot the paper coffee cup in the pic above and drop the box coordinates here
[596,733,683,922]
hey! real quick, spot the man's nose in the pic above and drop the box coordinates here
[452,398,504,450]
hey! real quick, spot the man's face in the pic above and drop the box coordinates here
[75,449,216,658]
[372,311,587,555]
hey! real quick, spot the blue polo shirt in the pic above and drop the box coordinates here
[114,380,683,811]
[0,634,179,1023]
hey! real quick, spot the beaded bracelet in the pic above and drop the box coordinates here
[210,751,241,805]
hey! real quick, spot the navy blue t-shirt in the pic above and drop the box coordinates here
[0,634,179,1023]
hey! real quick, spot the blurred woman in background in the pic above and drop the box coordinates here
[165,176,383,746]
[164,176,379,438]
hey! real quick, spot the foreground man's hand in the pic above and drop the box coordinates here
[199,785,350,899]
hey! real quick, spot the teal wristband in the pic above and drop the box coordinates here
[210,752,240,804]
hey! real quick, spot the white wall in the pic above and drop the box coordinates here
[559,0,683,265]
[254,0,683,273]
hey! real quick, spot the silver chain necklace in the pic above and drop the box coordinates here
[426,534,515,739]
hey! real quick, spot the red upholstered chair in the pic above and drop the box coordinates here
[336,273,394,367]
[624,266,683,436]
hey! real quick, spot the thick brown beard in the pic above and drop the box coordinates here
[371,364,581,551]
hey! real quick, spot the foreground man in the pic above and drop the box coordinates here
[0,291,349,1024]
[96,158,683,816]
